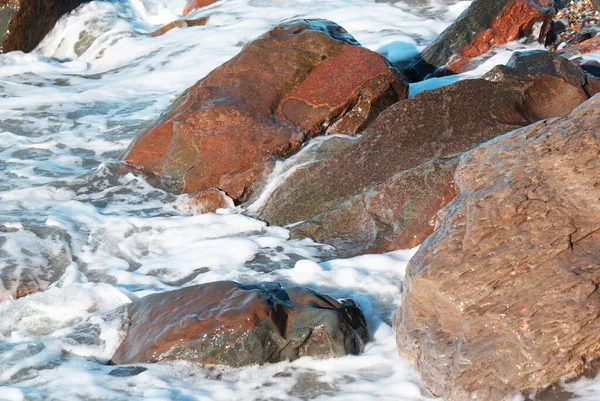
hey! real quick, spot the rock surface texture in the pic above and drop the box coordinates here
[0,0,88,53]
[111,281,369,366]
[123,19,407,202]
[258,51,598,258]
[403,0,558,80]
[394,94,600,401]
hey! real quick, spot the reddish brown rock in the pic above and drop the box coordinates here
[258,51,596,258]
[182,0,217,16]
[403,0,558,80]
[0,0,88,53]
[176,188,233,215]
[394,95,600,401]
[123,19,407,202]
[558,33,600,58]
[150,17,208,37]
[110,281,369,366]
[290,159,459,257]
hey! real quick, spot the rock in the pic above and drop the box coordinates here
[0,224,73,301]
[289,159,459,257]
[551,0,600,48]
[403,0,558,80]
[182,0,217,16]
[110,281,369,366]
[123,19,407,202]
[150,17,208,37]
[578,59,600,76]
[593,0,600,11]
[175,188,233,215]
[258,51,596,258]
[394,94,600,401]
[558,32,600,58]
[0,0,88,53]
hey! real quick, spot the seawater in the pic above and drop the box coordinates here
[1,0,595,400]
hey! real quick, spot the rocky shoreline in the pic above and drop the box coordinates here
[3,0,600,400]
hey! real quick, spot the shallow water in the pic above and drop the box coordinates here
[0,0,598,400]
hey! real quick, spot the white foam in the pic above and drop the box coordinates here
[0,0,598,399]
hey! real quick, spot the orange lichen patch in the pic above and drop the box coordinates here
[447,0,550,73]
[182,0,217,16]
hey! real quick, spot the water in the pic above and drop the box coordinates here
[0,0,596,400]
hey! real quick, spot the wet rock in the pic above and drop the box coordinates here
[123,19,407,202]
[258,51,596,258]
[558,32,600,58]
[150,17,208,37]
[403,0,558,80]
[110,281,368,366]
[182,0,218,16]
[0,0,88,53]
[175,188,233,215]
[0,224,73,301]
[394,95,600,401]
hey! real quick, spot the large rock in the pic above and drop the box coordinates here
[394,95,600,401]
[258,51,597,258]
[0,0,88,53]
[403,0,557,80]
[123,19,408,202]
[110,281,368,366]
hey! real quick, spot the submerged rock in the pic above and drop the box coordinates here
[175,188,233,215]
[150,17,208,37]
[258,51,597,258]
[0,224,73,301]
[123,19,407,202]
[394,94,600,401]
[0,0,88,53]
[403,0,558,80]
[110,281,368,366]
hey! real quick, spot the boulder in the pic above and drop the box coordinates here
[258,51,597,258]
[394,94,600,401]
[0,0,88,53]
[123,19,408,202]
[110,281,368,366]
[403,0,558,80]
